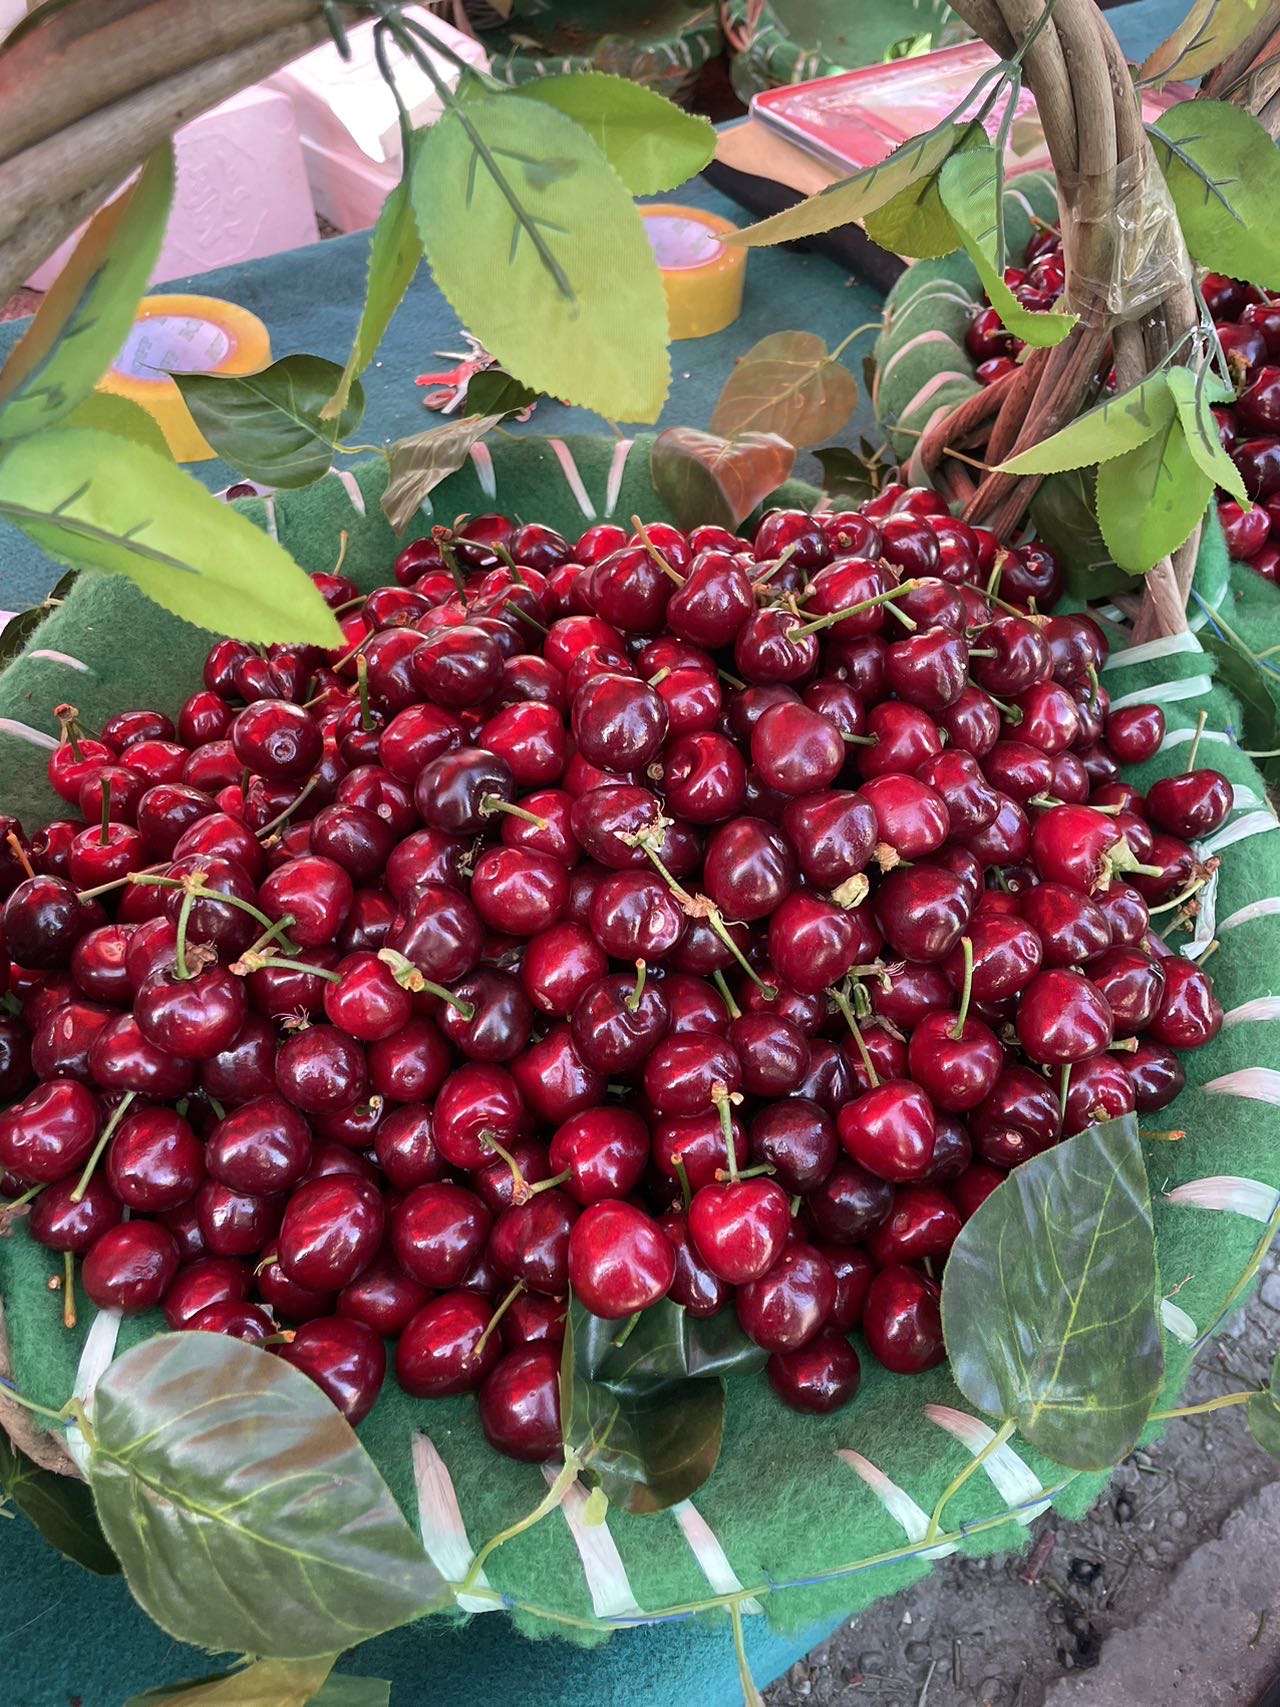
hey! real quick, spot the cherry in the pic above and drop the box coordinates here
[3,875,99,969]
[750,702,845,797]
[1146,768,1232,838]
[1062,1051,1137,1135]
[780,790,876,887]
[702,816,796,921]
[767,892,862,993]
[205,1095,312,1196]
[489,1189,576,1295]
[1127,1037,1186,1110]
[1105,704,1165,764]
[275,1024,367,1112]
[548,1107,649,1204]
[502,1292,567,1349]
[907,1009,1002,1112]
[1089,945,1165,1035]
[748,1099,836,1194]
[88,1012,195,1098]
[279,1316,386,1424]
[433,1061,526,1170]
[663,731,748,824]
[392,1182,492,1288]
[643,1034,741,1117]
[107,1107,204,1209]
[135,965,248,1060]
[863,1264,945,1374]
[229,699,322,781]
[1019,882,1111,967]
[162,1255,253,1328]
[1016,968,1114,1064]
[874,864,971,962]
[868,1185,962,1266]
[510,1022,604,1123]
[737,1242,835,1353]
[589,872,684,960]
[838,1080,936,1181]
[0,1079,100,1182]
[688,1177,791,1285]
[259,855,353,947]
[521,920,608,1016]
[970,1065,1063,1167]
[767,1328,861,1413]
[945,912,1041,1001]
[730,1011,810,1096]
[189,1301,274,1344]
[1148,958,1223,1048]
[479,1346,563,1462]
[83,1220,179,1313]
[567,1200,674,1317]
[27,1173,121,1252]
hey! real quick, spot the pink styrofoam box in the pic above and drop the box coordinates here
[0,1,28,42]
[300,137,401,237]
[26,86,319,291]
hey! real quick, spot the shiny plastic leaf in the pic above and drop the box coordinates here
[814,444,879,506]
[1140,0,1268,87]
[1030,469,1136,600]
[1149,100,1280,289]
[0,1429,118,1574]
[172,356,365,489]
[0,146,174,442]
[998,374,1176,475]
[89,1334,444,1658]
[382,413,507,533]
[650,426,795,530]
[562,1297,764,1514]
[1096,414,1214,574]
[710,331,858,448]
[1248,1352,1280,1461]
[939,145,1078,348]
[865,124,985,259]
[1165,366,1249,504]
[413,94,670,422]
[941,1113,1164,1470]
[518,72,715,194]
[463,369,539,417]
[0,428,343,646]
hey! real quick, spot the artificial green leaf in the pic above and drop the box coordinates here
[1199,630,1280,788]
[814,444,879,506]
[123,1657,337,1707]
[710,331,858,448]
[324,140,421,422]
[939,145,1078,348]
[382,412,507,533]
[561,1297,764,1514]
[0,147,174,443]
[463,369,540,416]
[865,124,985,259]
[1030,468,1136,600]
[59,391,172,458]
[172,356,365,489]
[1149,100,1280,289]
[89,1333,445,1658]
[650,426,795,530]
[1248,1351,1280,1461]
[727,117,974,246]
[518,72,715,194]
[1096,414,1214,573]
[0,1429,118,1574]
[941,1113,1164,1470]
[0,427,343,646]
[1140,0,1267,88]
[1165,366,1249,504]
[413,93,669,422]
[998,374,1175,475]
[0,569,79,670]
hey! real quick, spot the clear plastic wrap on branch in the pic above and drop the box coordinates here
[1059,150,1191,327]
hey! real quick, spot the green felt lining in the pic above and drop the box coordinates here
[0,438,1278,1651]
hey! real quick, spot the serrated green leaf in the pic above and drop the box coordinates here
[324,142,422,423]
[1030,468,1136,600]
[89,1333,444,1658]
[518,72,714,194]
[939,145,1078,348]
[463,368,539,417]
[413,94,669,422]
[650,427,795,530]
[0,1429,118,1574]
[1140,0,1268,88]
[1096,414,1214,573]
[172,356,365,489]
[59,390,172,459]
[710,331,858,447]
[1165,365,1249,504]
[1149,100,1280,289]
[0,428,344,646]
[382,413,507,533]
[727,117,973,247]
[865,123,984,259]
[999,374,1176,475]
[1248,1351,1280,1460]
[0,146,174,442]
[941,1113,1163,1470]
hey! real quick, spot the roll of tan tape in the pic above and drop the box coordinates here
[640,204,747,340]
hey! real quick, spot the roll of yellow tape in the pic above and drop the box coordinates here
[640,204,746,340]
[98,295,272,462]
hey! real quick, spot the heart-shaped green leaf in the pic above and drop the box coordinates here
[710,331,859,448]
[0,145,174,442]
[1149,100,1280,289]
[381,413,508,533]
[172,356,365,489]
[941,1113,1164,1470]
[1096,414,1214,574]
[650,426,795,530]
[998,374,1175,475]
[0,1429,118,1574]
[518,72,715,195]
[0,428,343,646]
[1248,1351,1280,1461]
[88,1333,445,1658]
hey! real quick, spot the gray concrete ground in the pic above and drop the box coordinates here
[767,1260,1280,1707]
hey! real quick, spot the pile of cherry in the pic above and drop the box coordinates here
[0,491,1229,1465]
[967,230,1280,586]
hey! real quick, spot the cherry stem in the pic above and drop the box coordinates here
[70,1091,136,1203]
[481,794,548,830]
[55,704,83,763]
[241,914,298,959]
[1185,709,1207,773]
[752,540,799,588]
[1108,1037,1139,1053]
[232,951,341,982]
[949,936,974,1040]
[208,1095,226,1121]
[432,527,466,597]
[986,550,1007,600]
[711,1084,738,1181]
[1148,875,1209,915]
[611,1311,642,1352]
[62,1250,76,1330]
[923,1418,1017,1545]
[648,666,672,690]
[460,1456,580,1596]
[625,959,647,1013]
[633,833,777,999]
[984,691,1023,723]
[969,648,997,658]
[1149,1389,1252,1421]
[480,1131,530,1203]
[1059,1062,1072,1108]
[524,1168,572,1200]
[376,949,475,1016]
[630,514,684,585]
[787,581,920,640]
[357,653,375,733]
[672,1155,692,1213]
[711,969,742,1020]
[717,668,746,691]
[473,1278,526,1360]
[708,910,777,1000]
[5,832,33,882]
[130,872,291,940]
[1139,1127,1186,1141]
[1,1182,44,1214]
[830,985,878,1087]
[716,1161,775,1183]
[98,777,111,846]
[173,886,197,982]
[505,601,550,636]
[491,542,529,586]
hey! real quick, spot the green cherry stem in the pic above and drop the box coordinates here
[173,886,197,982]
[356,654,375,733]
[830,984,878,1087]
[481,794,548,830]
[630,831,776,999]
[5,832,33,882]
[1185,709,1207,772]
[1,1182,44,1214]
[433,527,466,597]
[472,1278,526,1361]
[377,948,476,1017]
[949,937,974,1040]
[232,951,341,982]
[630,514,684,585]
[62,1250,76,1330]
[70,1092,137,1203]
[625,959,647,1014]
[711,969,742,1020]
[673,1156,693,1213]
[923,1417,1017,1544]
[787,581,920,640]
[712,1083,739,1181]
[240,914,298,959]
[259,776,323,846]
[1149,1389,1254,1422]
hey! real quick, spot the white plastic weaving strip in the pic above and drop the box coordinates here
[27,650,90,673]
[1201,811,1280,855]
[1232,785,1269,811]
[1166,1175,1280,1222]
[1221,897,1280,932]
[329,468,367,516]
[1223,997,1280,1027]
[923,1406,1051,1522]
[1184,859,1219,961]
[1101,631,1202,671]
[836,1449,957,1560]
[262,494,278,542]
[1204,1067,1280,1106]
[604,438,634,518]
[547,439,596,519]
[411,1433,496,1614]
[1159,726,1232,753]
[1108,674,1215,711]
[63,1307,122,1475]
[0,719,58,750]
[673,1501,762,1613]
[468,440,497,500]
[1160,1299,1198,1345]
[544,1468,645,1619]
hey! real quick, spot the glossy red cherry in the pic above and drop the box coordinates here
[970,1066,1063,1168]
[567,1200,675,1318]
[863,1265,945,1374]
[278,1175,384,1291]
[838,1080,936,1181]
[907,1010,1002,1112]
[1016,968,1114,1064]
[275,1024,367,1112]
[737,1243,835,1353]
[479,1346,563,1462]
[1146,768,1232,838]
[489,1189,577,1295]
[106,1107,204,1210]
[83,1220,179,1313]
[392,1182,492,1288]
[548,1107,649,1205]
[1148,957,1223,1048]
[688,1177,791,1285]
[767,1328,861,1413]
[0,1079,100,1183]
[278,1316,386,1425]
[868,1185,962,1266]
[134,964,248,1060]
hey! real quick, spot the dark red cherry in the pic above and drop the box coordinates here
[868,1185,962,1266]
[0,1079,100,1183]
[1146,768,1232,839]
[276,1175,383,1292]
[863,1265,945,1374]
[510,1023,605,1124]
[478,1346,563,1463]
[1105,704,1165,764]
[275,1024,367,1112]
[27,1173,121,1252]
[663,730,748,824]
[750,702,845,796]
[874,864,971,963]
[567,1200,675,1317]
[767,1328,861,1413]
[204,1095,312,1197]
[1148,958,1223,1048]
[1016,969,1113,1064]
[521,920,608,1016]
[907,1011,1003,1112]
[780,790,876,887]
[88,1011,196,1098]
[278,1316,385,1425]
[162,1255,252,1328]
[392,1182,492,1288]
[748,1099,837,1195]
[660,1212,731,1317]
[589,871,684,960]
[1127,1038,1186,1111]
[702,816,796,921]
[970,1066,1063,1168]
[488,1189,577,1296]
[134,965,248,1060]
[738,1243,835,1353]
[837,1081,936,1181]
[189,1301,274,1344]
[643,1034,742,1118]
[107,1107,204,1210]
[947,913,1041,1002]
[1019,882,1111,967]
[861,773,949,860]
[3,875,99,969]
[1062,1052,1137,1135]
[548,1106,650,1204]
[83,1220,179,1313]
[688,1177,791,1285]
[231,699,321,782]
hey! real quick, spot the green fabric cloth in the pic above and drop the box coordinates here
[2,443,1279,1669]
